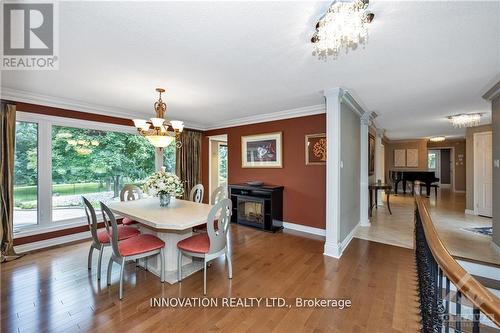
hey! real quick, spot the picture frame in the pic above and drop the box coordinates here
[394,149,406,167]
[241,132,283,168]
[406,148,419,167]
[368,134,375,175]
[305,133,326,165]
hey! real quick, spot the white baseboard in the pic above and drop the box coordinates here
[14,231,91,253]
[465,209,476,215]
[282,222,326,237]
[323,222,359,259]
[340,222,359,254]
[324,241,342,258]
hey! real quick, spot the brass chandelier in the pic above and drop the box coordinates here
[132,88,184,148]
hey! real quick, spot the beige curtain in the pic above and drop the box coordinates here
[176,130,202,200]
[1,102,22,262]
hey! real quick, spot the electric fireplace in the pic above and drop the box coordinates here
[229,184,283,232]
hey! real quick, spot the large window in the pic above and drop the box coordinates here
[163,143,176,173]
[51,125,157,222]
[13,113,176,231]
[13,121,38,229]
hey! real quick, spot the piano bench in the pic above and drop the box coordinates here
[419,183,439,197]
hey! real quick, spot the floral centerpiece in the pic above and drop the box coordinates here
[144,170,184,207]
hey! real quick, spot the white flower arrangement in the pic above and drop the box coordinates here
[144,171,184,198]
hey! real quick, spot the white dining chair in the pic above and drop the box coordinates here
[82,197,139,280]
[101,202,165,300]
[211,185,228,205]
[177,198,233,295]
[189,184,204,203]
[119,185,143,226]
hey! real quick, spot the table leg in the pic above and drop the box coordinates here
[426,184,431,197]
[138,226,204,284]
[375,190,379,210]
[386,192,392,215]
[403,181,407,194]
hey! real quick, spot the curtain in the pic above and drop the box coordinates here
[176,130,202,200]
[0,102,22,262]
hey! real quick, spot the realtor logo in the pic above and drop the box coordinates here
[2,1,59,70]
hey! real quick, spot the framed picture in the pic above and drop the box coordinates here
[368,134,375,175]
[305,133,326,165]
[406,149,419,167]
[241,132,282,168]
[394,149,406,167]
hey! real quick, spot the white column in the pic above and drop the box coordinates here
[359,113,371,227]
[375,129,385,206]
[324,88,342,258]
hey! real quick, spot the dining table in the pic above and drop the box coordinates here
[107,197,214,284]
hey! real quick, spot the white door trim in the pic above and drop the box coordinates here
[207,134,228,203]
[473,131,493,217]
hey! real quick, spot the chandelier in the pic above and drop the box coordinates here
[132,88,184,148]
[311,0,374,60]
[429,136,446,143]
[447,113,482,128]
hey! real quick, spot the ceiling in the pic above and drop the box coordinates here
[2,1,499,139]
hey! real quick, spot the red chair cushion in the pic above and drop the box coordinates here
[177,233,210,254]
[97,226,140,244]
[118,234,165,257]
[122,217,137,226]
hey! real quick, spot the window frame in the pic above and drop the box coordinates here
[14,111,162,236]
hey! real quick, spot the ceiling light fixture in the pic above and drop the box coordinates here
[132,88,184,148]
[447,113,482,128]
[311,0,374,60]
[429,136,446,142]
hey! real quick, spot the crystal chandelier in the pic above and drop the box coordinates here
[311,0,374,60]
[132,88,184,148]
[429,136,446,142]
[447,113,482,128]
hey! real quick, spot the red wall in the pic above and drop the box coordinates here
[202,114,326,229]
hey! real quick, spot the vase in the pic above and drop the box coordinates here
[159,193,171,207]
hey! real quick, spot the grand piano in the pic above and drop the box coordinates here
[389,170,439,196]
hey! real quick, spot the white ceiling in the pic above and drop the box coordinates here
[2,1,499,139]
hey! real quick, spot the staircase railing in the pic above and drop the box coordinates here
[415,195,500,333]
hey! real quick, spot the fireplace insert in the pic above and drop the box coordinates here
[229,184,283,232]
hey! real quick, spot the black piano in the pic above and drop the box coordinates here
[389,170,439,196]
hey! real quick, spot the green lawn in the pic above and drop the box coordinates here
[14,182,109,203]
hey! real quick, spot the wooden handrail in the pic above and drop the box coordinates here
[415,195,500,326]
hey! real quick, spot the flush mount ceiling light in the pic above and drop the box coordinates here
[447,113,482,128]
[132,88,184,148]
[429,136,446,142]
[311,0,374,60]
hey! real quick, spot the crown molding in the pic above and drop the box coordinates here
[0,87,206,130]
[204,104,326,131]
[482,80,500,101]
[2,88,328,132]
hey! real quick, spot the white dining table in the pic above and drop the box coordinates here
[107,197,213,284]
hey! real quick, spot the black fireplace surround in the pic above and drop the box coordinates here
[229,184,284,232]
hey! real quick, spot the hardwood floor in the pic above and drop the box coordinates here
[355,189,500,266]
[1,226,421,333]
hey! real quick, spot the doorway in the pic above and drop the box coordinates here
[473,132,492,217]
[208,134,228,202]
[428,148,454,190]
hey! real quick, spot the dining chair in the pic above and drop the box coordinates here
[101,202,165,300]
[177,198,232,295]
[119,184,143,226]
[211,185,228,205]
[189,184,204,203]
[82,197,140,280]
[194,185,228,233]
